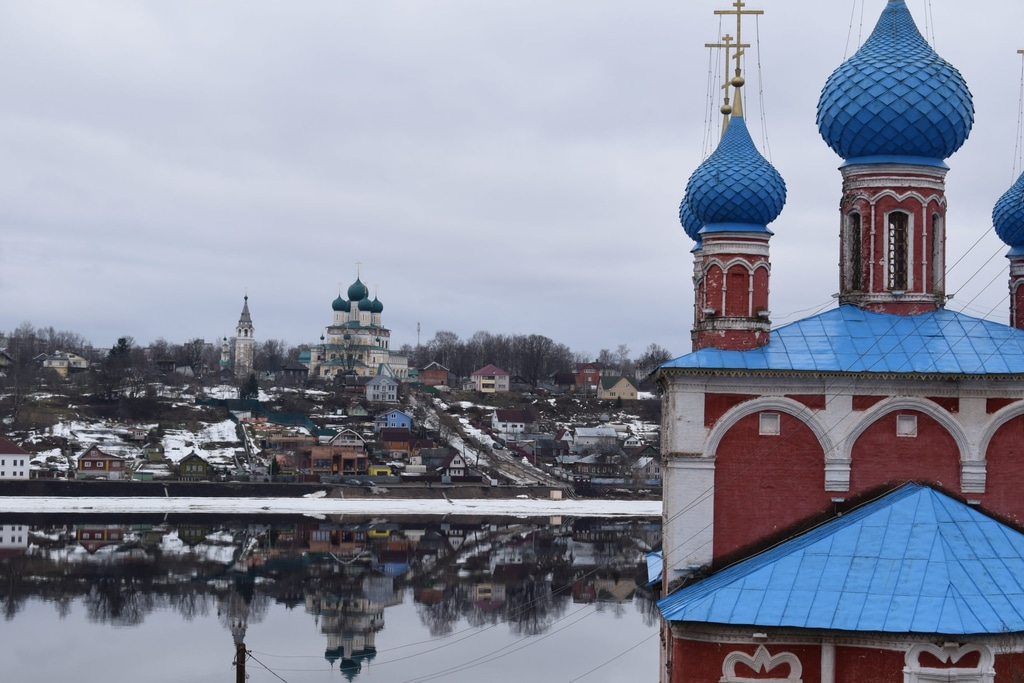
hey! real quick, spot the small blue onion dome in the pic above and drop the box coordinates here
[347,277,368,301]
[358,296,374,312]
[993,171,1024,256]
[332,295,348,312]
[679,194,703,247]
[371,297,383,314]
[685,116,786,232]
[816,0,973,165]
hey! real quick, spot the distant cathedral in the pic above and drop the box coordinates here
[301,271,409,380]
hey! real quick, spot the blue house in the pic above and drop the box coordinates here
[374,409,413,433]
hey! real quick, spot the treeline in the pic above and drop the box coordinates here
[406,330,673,384]
[0,322,674,402]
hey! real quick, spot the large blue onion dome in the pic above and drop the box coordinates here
[679,194,704,248]
[371,296,383,314]
[685,116,786,233]
[993,171,1024,256]
[347,277,368,301]
[332,295,348,312]
[816,0,973,166]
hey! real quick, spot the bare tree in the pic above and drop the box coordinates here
[253,339,288,374]
[635,343,673,378]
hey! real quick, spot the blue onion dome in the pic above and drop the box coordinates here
[679,194,703,248]
[371,296,383,314]
[358,296,374,312]
[347,277,368,301]
[685,116,786,233]
[994,171,1024,256]
[332,295,348,312]
[816,0,973,166]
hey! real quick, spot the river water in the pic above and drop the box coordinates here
[0,514,661,682]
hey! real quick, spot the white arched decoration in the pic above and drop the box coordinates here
[705,396,835,463]
[721,645,803,683]
[839,397,974,492]
[903,643,993,683]
[976,399,1024,475]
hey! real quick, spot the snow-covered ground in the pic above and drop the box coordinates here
[0,496,661,517]
[162,419,240,465]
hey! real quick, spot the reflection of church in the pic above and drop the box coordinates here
[301,272,409,380]
[657,2,1024,683]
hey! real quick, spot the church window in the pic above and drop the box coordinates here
[896,414,918,437]
[888,211,910,290]
[846,212,862,291]
[759,413,781,436]
[931,212,944,293]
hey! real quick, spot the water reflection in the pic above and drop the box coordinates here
[0,516,660,681]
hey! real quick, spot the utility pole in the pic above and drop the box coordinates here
[231,620,247,683]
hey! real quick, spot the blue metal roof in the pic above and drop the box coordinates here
[816,0,973,164]
[646,551,664,587]
[659,306,1024,376]
[658,484,1024,634]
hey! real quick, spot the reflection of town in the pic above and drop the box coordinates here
[0,517,660,679]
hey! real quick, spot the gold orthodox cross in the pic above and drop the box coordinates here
[715,0,764,79]
[711,1,764,130]
[706,34,749,133]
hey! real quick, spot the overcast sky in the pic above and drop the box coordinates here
[1,1,1022,360]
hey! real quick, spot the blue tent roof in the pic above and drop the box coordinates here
[658,484,1024,634]
[659,306,1024,376]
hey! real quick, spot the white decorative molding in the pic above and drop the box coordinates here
[838,397,972,475]
[703,242,772,258]
[903,643,994,683]
[706,397,836,464]
[824,458,852,492]
[976,401,1024,468]
[721,645,803,683]
[960,461,987,494]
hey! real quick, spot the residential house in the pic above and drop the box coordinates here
[379,428,413,457]
[622,433,643,449]
[573,362,612,392]
[347,403,370,419]
[76,446,127,480]
[178,452,210,481]
[0,349,13,374]
[440,452,468,479]
[279,361,309,384]
[308,429,368,477]
[491,409,531,441]
[126,426,148,442]
[0,438,30,480]
[469,365,509,393]
[40,351,90,377]
[374,409,413,433]
[419,362,452,387]
[596,376,638,401]
[571,426,619,453]
[366,375,399,403]
[142,441,165,462]
[76,525,125,554]
[571,453,626,480]
[552,371,576,387]
[633,455,661,486]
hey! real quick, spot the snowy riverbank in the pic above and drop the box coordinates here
[0,495,662,517]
